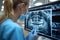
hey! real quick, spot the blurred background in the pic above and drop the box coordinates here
[0,0,60,40]
[0,0,59,12]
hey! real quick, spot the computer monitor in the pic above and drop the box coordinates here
[25,9,52,37]
[25,1,60,40]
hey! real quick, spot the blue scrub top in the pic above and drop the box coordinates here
[0,19,25,40]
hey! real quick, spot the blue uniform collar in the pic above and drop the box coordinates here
[1,18,14,26]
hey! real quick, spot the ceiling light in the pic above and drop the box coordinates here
[1,8,4,11]
[29,6,31,8]
[1,6,4,9]
[34,2,43,6]
[49,0,58,2]
[2,0,4,4]
[33,0,36,2]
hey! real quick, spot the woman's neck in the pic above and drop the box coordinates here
[11,10,21,22]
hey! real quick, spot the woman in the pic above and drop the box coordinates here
[0,0,38,40]
[0,0,28,40]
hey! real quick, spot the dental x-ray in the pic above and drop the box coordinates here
[25,9,52,36]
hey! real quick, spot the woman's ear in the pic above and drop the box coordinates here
[17,3,25,8]
[16,3,27,14]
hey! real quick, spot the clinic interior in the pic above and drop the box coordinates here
[0,0,60,40]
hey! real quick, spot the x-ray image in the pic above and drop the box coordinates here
[25,9,52,36]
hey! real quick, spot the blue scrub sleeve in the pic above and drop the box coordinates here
[10,27,25,40]
[1,24,25,40]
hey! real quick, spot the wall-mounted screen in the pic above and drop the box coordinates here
[25,1,60,40]
[25,9,52,37]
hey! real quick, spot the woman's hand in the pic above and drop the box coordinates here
[27,29,39,40]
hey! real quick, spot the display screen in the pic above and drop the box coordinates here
[25,1,60,40]
[25,9,52,36]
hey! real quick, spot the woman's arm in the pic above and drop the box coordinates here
[1,24,25,40]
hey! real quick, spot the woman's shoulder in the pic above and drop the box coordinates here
[1,19,22,29]
[0,19,23,39]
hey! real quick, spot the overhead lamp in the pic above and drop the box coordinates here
[1,8,4,11]
[34,2,43,6]
[49,0,58,2]
[1,5,4,11]
[33,0,36,2]
[29,6,31,8]
[2,0,4,4]
[1,5,4,9]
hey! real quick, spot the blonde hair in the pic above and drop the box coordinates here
[0,0,29,23]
